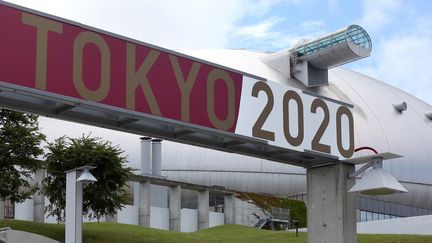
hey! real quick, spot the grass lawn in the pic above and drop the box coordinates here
[1,219,432,243]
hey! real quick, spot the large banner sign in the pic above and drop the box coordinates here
[236,77,354,159]
[0,2,354,159]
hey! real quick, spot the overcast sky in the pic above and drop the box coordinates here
[7,0,432,105]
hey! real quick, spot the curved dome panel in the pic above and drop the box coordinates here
[38,49,432,210]
[171,49,432,209]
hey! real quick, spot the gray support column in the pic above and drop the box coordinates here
[139,180,151,227]
[33,169,46,222]
[140,137,152,174]
[151,139,162,176]
[223,194,235,224]
[198,189,209,230]
[307,163,356,243]
[0,200,4,220]
[168,185,181,231]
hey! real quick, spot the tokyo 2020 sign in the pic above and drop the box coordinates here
[0,2,354,159]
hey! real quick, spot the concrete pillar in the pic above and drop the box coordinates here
[198,189,209,230]
[151,139,162,176]
[0,200,4,220]
[307,163,356,243]
[33,169,46,222]
[223,194,235,224]
[138,180,151,227]
[168,185,181,231]
[140,137,152,174]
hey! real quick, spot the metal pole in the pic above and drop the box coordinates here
[75,181,83,243]
[198,189,210,230]
[65,170,80,243]
[65,166,96,243]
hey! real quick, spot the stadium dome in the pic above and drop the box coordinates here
[39,49,432,218]
[164,49,432,211]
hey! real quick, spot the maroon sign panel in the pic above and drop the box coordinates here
[0,3,243,132]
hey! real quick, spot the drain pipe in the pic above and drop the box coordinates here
[151,138,162,176]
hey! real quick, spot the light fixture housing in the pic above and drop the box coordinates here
[348,167,407,195]
[347,156,407,195]
[76,166,97,185]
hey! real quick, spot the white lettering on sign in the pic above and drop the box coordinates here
[235,77,354,159]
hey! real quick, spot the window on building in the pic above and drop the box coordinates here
[360,211,367,222]
[372,212,379,221]
[367,211,373,221]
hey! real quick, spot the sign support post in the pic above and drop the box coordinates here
[65,169,82,243]
[306,163,356,243]
[65,166,97,243]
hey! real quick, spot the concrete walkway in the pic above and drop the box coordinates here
[2,229,59,243]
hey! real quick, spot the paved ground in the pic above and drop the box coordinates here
[2,229,59,243]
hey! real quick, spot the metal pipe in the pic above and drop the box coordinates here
[151,138,162,176]
[348,157,383,178]
[140,137,152,174]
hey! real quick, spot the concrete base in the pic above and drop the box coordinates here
[223,194,235,224]
[33,169,46,223]
[138,180,151,227]
[198,189,209,230]
[169,185,181,231]
[307,163,356,243]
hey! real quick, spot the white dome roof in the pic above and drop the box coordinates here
[39,49,432,209]
[172,49,432,208]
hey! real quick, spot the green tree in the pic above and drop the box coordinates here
[43,135,131,222]
[0,109,45,203]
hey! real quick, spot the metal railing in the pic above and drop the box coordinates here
[270,207,290,220]
[292,25,372,57]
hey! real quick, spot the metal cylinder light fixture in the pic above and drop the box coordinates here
[151,138,162,176]
[140,137,152,174]
[348,157,407,195]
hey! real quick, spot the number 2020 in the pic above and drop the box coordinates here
[251,82,354,158]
